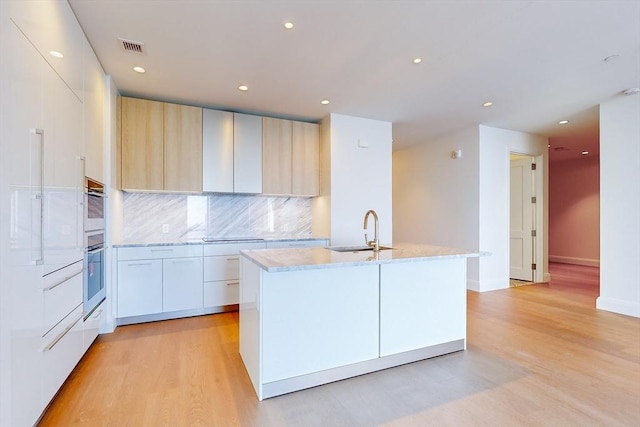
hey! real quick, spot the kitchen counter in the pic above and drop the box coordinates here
[241,242,485,272]
[113,237,328,248]
[239,242,483,400]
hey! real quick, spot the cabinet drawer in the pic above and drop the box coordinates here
[118,244,203,261]
[41,304,84,406]
[204,280,240,307]
[266,239,328,249]
[203,242,265,256]
[42,261,83,335]
[83,301,104,351]
[204,256,239,282]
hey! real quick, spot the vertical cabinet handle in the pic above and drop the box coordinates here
[31,128,44,265]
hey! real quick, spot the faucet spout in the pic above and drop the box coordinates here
[363,210,380,252]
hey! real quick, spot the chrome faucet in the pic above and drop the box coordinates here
[363,210,380,252]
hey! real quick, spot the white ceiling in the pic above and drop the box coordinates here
[69,0,640,160]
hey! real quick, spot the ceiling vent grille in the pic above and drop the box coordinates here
[118,38,145,54]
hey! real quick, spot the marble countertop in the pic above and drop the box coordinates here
[113,237,328,248]
[241,243,487,272]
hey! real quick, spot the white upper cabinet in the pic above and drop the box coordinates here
[82,39,105,182]
[8,0,85,101]
[233,113,263,194]
[203,109,234,193]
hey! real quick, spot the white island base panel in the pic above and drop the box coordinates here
[239,252,468,400]
[261,339,465,399]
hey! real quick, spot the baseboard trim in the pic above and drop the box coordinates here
[596,296,640,318]
[549,255,600,267]
[468,278,509,292]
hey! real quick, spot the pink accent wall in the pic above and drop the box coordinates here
[549,155,600,265]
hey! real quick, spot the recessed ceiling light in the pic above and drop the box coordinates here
[622,87,640,96]
[284,22,294,29]
[320,99,330,105]
[581,151,589,155]
[238,85,249,91]
[412,57,422,64]
[482,101,493,107]
[133,66,146,73]
[559,120,569,125]
[49,50,64,58]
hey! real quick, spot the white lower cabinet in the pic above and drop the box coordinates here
[41,304,84,408]
[163,257,203,312]
[116,245,204,321]
[83,301,105,352]
[117,259,163,318]
[203,242,266,307]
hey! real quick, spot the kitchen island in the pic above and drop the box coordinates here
[239,243,483,400]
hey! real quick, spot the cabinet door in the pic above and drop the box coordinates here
[379,259,466,357]
[163,257,203,312]
[83,40,105,182]
[117,259,163,317]
[234,113,262,193]
[121,97,164,190]
[42,33,84,275]
[164,103,203,192]
[262,117,292,195]
[203,109,234,193]
[292,121,319,196]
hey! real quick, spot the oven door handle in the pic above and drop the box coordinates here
[87,246,106,255]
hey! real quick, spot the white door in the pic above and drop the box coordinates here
[510,157,534,281]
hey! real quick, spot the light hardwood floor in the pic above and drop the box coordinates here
[38,263,640,426]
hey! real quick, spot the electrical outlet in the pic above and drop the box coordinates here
[162,224,169,234]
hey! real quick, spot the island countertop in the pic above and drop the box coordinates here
[241,242,486,272]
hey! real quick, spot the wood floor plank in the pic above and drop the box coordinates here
[38,263,640,426]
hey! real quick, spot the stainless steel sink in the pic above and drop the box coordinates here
[327,245,393,253]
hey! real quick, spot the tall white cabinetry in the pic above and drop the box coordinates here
[1,1,106,425]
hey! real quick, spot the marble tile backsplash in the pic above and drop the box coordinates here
[122,193,313,243]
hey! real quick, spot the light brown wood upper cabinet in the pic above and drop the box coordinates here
[119,97,202,192]
[262,118,319,196]
[262,117,293,195]
[292,121,319,196]
[120,97,164,190]
[164,103,203,192]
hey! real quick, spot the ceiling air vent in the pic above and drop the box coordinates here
[118,38,145,55]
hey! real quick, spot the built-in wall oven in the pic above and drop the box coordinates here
[85,177,105,232]
[84,230,105,318]
[83,177,106,318]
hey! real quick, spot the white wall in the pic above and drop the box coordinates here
[478,126,549,291]
[393,125,548,291]
[313,114,393,246]
[393,126,480,246]
[598,95,640,318]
